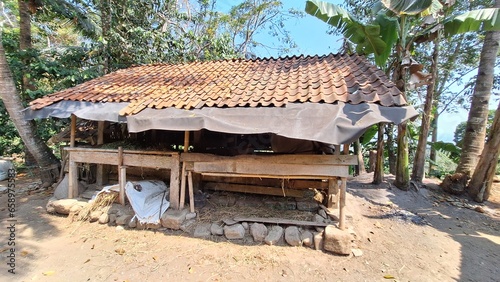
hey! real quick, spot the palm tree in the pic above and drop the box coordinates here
[305,0,500,189]
[456,0,500,178]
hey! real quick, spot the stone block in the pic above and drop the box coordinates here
[285,226,301,246]
[161,208,189,230]
[224,224,245,240]
[265,226,284,245]
[323,225,352,255]
[250,223,268,242]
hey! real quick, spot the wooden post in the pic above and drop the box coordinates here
[70,114,76,147]
[184,131,190,152]
[334,145,340,155]
[188,171,195,213]
[339,177,347,230]
[343,143,350,155]
[169,154,180,210]
[117,147,125,205]
[118,166,126,205]
[68,160,78,198]
[179,131,190,209]
[96,121,106,186]
[327,177,339,209]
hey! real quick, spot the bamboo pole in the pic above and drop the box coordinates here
[188,171,195,213]
[117,147,126,205]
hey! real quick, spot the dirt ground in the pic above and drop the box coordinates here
[0,171,499,282]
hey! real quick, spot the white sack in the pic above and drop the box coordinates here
[0,160,14,181]
[125,180,170,224]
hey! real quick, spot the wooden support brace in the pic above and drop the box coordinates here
[169,155,180,210]
[188,171,195,213]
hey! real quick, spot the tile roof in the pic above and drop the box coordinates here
[29,53,406,115]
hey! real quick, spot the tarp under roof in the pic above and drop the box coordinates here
[23,100,417,145]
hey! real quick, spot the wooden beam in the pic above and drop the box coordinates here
[204,182,307,198]
[188,171,195,213]
[343,143,350,155]
[233,217,330,227]
[201,175,329,189]
[194,162,350,177]
[182,152,357,165]
[96,121,105,186]
[70,114,76,147]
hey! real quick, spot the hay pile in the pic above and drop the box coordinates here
[76,190,118,221]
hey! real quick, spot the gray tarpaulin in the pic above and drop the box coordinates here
[24,101,418,145]
[23,101,128,123]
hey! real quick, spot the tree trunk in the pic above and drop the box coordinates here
[412,36,439,183]
[456,0,500,177]
[0,39,60,184]
[386,123,396,174]
[393,62,409,190]
[101,0,111,74]
[467,92,500,202]
[354,139,366,176]
[373,123,384,184]
[428,112,438,176]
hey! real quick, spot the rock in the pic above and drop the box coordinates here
[42,182,52,188]
[108,214,117,225]
[250,223,268,242]
[128,217,137,228]
[314,214,326,223]
[222,218,238,226]
[108,204,134,217]
[224,224,245,240]
[241,222,249,230]
[160,208,189,230]
[323,225,352,255]
[264,199,296,210]
[53,175,86,200]
[318,209,328,219]
[315,226,325,233]
[265,226,284,245]
[89,210,103,222]
[116,215,133,226]
[146,223,161,230]
[180,219,197,233]
[98,213,109,224]
[352,248,363,257]
[194,223,212,238]
[300,230,314,247]
[209,193,236,207]
[296,199,319,211]
[116,226,124,232]
[46,197,57,214]
[186,212,197,220]
[210,223,224,236]
[52,199,78,215]
[0,186,7,193]
[69,203,85,215]
[314,231,324,251]
[285,226,301,246]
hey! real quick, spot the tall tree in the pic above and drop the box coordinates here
[468,100,500,202]
[0,39,60,183]
[456,0,500,177]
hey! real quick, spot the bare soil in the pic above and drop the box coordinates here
[0,172,499,282]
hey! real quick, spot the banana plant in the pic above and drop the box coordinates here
[305,0,500,189]
[305,0,500,68]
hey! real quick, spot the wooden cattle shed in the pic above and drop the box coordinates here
[25,53,418,229]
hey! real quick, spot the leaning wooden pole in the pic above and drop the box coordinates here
[70,114,76,147]
[180,131,190,209]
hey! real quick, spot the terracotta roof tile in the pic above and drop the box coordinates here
[29,53,406,115]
